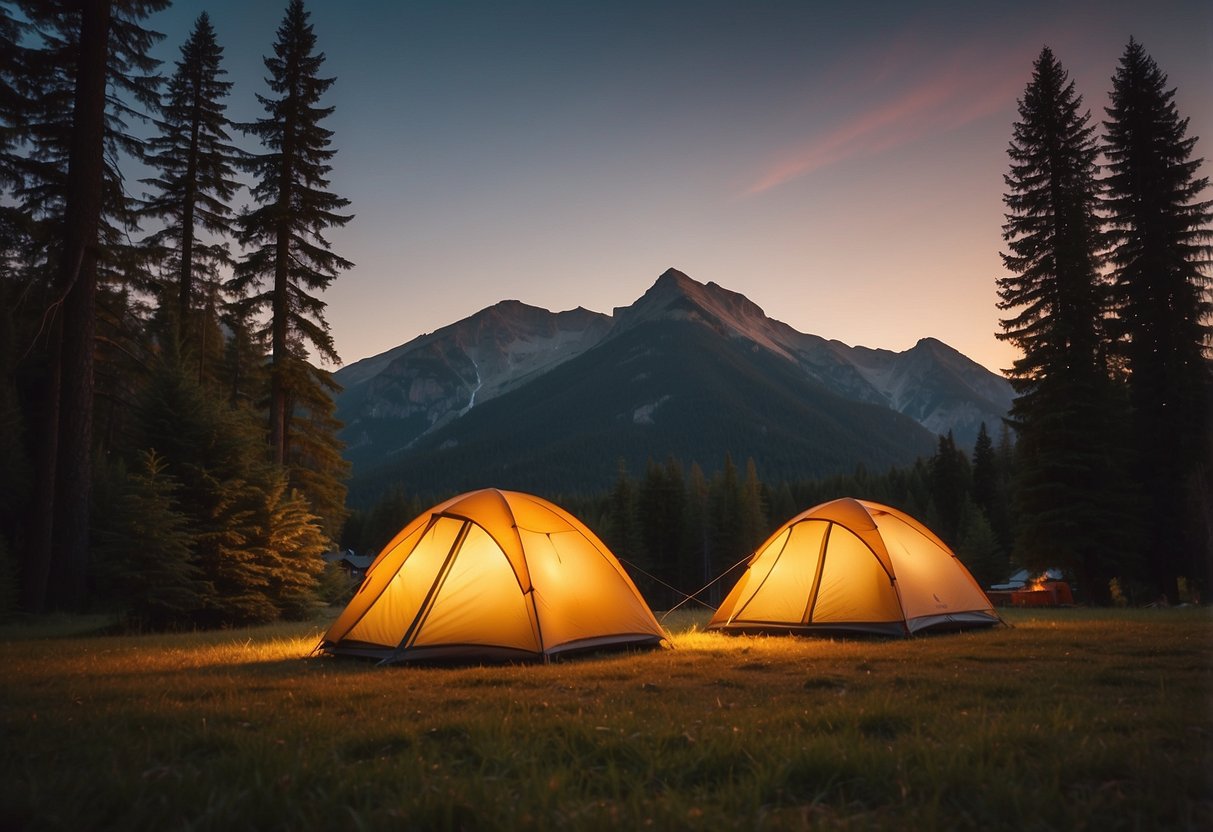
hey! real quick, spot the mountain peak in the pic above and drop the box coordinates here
[655,266,695,286]
[623,267,760,315]
[908,336,983,370]
[913,336,947,351]
[641,267,708,307]
[609,268,796,359]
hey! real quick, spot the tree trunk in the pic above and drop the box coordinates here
[22,340,60,613]
[270,221,288,466]
[46,0,111,610]
[179,112,199,349]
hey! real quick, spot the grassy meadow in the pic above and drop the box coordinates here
[1,607,1210,831]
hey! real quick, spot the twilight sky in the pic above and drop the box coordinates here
[147,0,1212,375]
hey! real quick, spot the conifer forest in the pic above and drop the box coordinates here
[0,3,1209,629]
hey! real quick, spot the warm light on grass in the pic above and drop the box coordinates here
[663,614,840,658]
[1,607,1210,830]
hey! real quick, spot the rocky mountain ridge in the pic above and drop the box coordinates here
[336,268,1014,475]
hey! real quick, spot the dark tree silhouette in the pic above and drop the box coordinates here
[970,422,1013,557]
[10,0,165,611]
[682,462,711,597]
[231,0,352,468]
[140,11,242,372]
[1102,39,1213,599]
[970,423,997,519]
[998,47,1134,602]
[0,8,31,607]
[605,459,642,570]
[94,449,208,629]
[132,349,328,627]
[928,431,970,546]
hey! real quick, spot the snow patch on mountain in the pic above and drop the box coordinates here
[458,360,482,416]
[632,395,672,424]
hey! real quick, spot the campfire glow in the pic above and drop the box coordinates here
[1027,574,1050,592]
[987,571,1074,607]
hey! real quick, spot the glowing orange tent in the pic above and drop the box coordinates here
[709,498,1000,637]
[319,489,666,662]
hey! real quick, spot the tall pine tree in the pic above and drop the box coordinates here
[0,4,30,572]
[140,11,242,378]
[683,462,711,597]
[709,455,746,603]
[10,0,166,611]
[605,460,642,570]
[1101,39,1213,599]
[971,422,1013,561]
[231,0,352,468]
[927,431,970,547]
[739,457,766,557]
[638,457,687,608]
[998,47,1134,602]
[970,423,998,520]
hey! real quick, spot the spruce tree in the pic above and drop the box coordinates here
[971,422,1014,561]
[970,423,998,518]
[9,0,166,612]
[998,47,1133,601]
[247,473,328,620]
[637,460,666,600]
[140,12,242,376]
[231,0,352,469]
[927,431,970,547]
[605,460,641,571]
[1102,39,1213,599]
[196,473,279,626]
[739,457,766,555]
[682,463,711,599]
[132,348,334,627]
[709,455,746,600]
[955,506,1003,590]
[637,457,687,608]
[93,450,207,629]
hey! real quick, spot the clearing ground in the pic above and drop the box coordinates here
[1,608,1210,830]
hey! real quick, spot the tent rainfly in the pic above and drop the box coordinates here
[319,489,666,663]
[709,498,1000,637]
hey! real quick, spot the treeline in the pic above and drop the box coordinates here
[997,44,1212,604]
[342,426,1015,610]
[0,1,352,627]
[590,427,1016,610]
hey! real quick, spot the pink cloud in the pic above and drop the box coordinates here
[746,43,1028,195]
